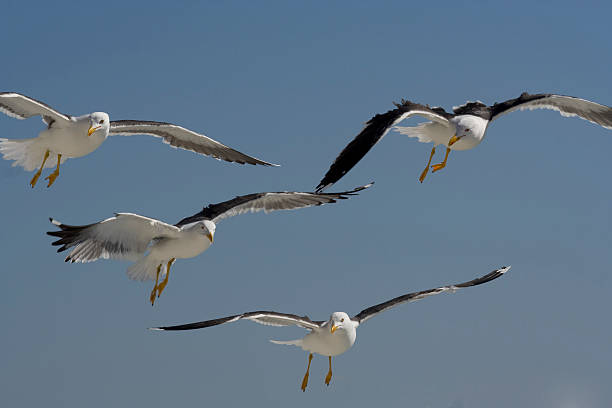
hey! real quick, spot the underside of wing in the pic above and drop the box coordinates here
[151,311,323,331]
[47,213,180,263]
[0,92,72,125]
[109,120,278,166]
[174,183,372,226]
[352,266,510,324]
[315,100,451,192]
[490,92,612,129]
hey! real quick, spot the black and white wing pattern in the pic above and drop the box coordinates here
[489,92,612,129]
[0,92,72,126]
[351,266,510,325]
[47,213,181,263]
[151,311,324,331]
[175,183,372,227]
[109,120,278,166]
[315,100,452,192]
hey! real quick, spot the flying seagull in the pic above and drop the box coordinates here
[0,92,277,188]
[47,183,372,305]
[315,92,612,191]
[151,265,509,390]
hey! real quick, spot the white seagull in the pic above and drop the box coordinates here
[315,92,612,191]
[47,184,371,305]
[0,92,277,188]
[151,265,509,390]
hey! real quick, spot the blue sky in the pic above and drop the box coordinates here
[1,1,611,407]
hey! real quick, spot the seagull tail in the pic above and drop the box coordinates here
[269,339,303,347]
[126,256,164,282]
[0,137,54,171]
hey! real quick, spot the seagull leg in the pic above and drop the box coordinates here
[418,145,436,183]
[301,353,313,392]
[29,149,50,188]
[431,147,451,173]
[156,258,175,298]
[44,153,62,187]
[324,356,333,386]
[149,265,161,306]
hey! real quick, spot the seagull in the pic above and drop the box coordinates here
[315,92,612,191]
[0,92,278,188]
[151,265,509,390]
[47,183,372,305]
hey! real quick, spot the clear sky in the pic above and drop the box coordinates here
[1,1,611,407]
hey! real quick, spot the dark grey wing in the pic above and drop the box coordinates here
[175,183,372,227]
[151,311,324,331]
[489,92,612,129]
[0,92,72,126]
[352,266,510,325]
[315,100,452,192]
[109,120,278,166]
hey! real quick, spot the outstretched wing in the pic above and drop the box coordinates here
[47,213,181,262]
[489,92,612,129]
[0,92,72,126]
[352,266,510,325]
[175,183,372,226]
[315,100,452,192]
[109,120,278,166]
[151,311,324,331]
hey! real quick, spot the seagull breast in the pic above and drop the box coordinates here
[149,229,212,260]
[301,322,357,357]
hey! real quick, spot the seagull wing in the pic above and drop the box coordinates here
[351,266,510,325]
[315,100,452,192]
[0,92,72,126]
[489,92,612,129]
[151,311,324,331]
[109,120,278,166]
[47,213,181,263]
[174,183,372,226]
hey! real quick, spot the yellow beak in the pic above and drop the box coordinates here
[88,125,101,136]
[448,135,461,146]
[207,231,214,243]
[331,324,338,334]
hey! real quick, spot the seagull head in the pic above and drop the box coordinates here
[195,220,215,243]
[88,112,110,136]
[329,312,351,334]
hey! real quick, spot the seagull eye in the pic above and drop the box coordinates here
[465,128,470,132]
[99,119,105,124]
[340,318,344,322]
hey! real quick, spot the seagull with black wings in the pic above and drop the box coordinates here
[151,266,509,390]
[315,92,612,191]
[0,92,277,188]
[47,184,371,305]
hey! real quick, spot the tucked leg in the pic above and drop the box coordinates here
[156,258,175,298]
[29,149,50,188]
[44,153,62,187]
[324,356,333,386]
[301,353,313,392]
[431,147,451,173]
[149,265,161,306]
[418,145,436,183]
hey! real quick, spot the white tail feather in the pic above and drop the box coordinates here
[126,256,164,282]
[0,137,56,171]
[270,339,303,347]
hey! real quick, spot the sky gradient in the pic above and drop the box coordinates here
[1,1,611,407]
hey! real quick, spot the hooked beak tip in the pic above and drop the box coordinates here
[207,232,214,243]
[88,126,100,136]
[331,325,338,334]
